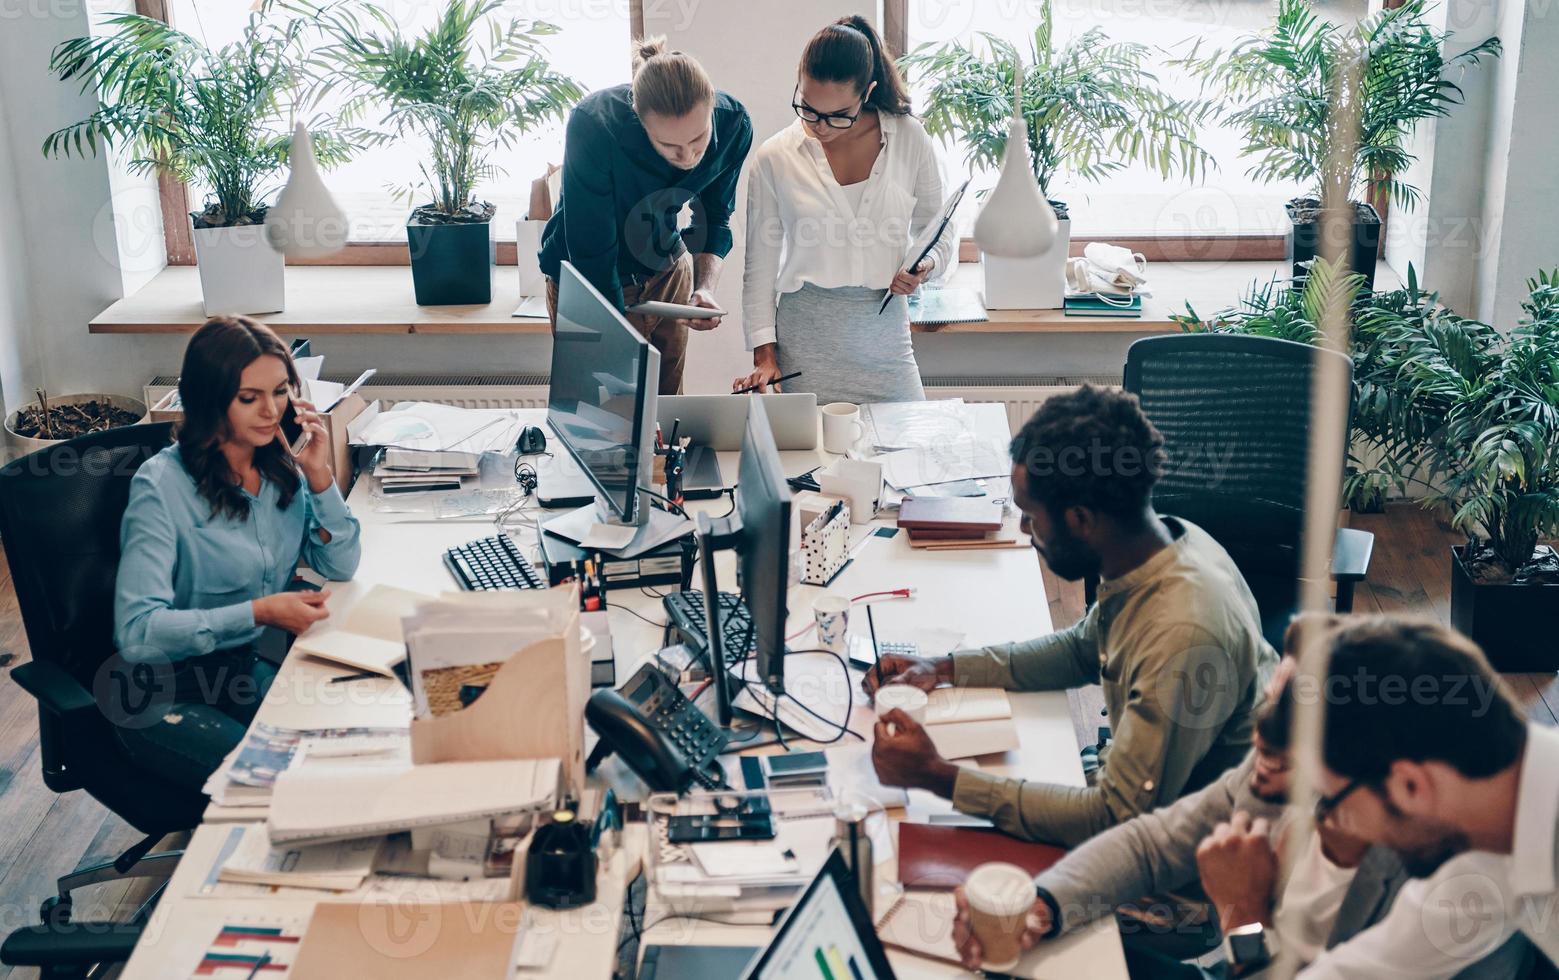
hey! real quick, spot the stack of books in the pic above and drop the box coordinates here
[897,496,1020,551]
[1063,293,1143,317]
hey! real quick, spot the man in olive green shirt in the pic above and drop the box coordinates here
[868,386,1277,846]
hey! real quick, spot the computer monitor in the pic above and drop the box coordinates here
[546,261,660,527]
[735,399,791,695]
[738,848,898,980]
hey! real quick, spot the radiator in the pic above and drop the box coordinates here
[144,374,1119,425]
[922,375,1123,430]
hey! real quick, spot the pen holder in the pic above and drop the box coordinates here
[800,499,851,586]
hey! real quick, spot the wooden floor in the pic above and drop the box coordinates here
[0,504,1554,978]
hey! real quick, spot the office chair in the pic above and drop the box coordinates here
[1112,334,1374,649]
[0,421,205,976]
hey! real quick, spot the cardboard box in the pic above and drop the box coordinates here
[144,388,368,495]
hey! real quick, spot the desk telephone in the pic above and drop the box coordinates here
[585,663,729,794]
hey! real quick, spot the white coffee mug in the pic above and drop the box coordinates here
[873,684,928,724]
[821,402,865,455]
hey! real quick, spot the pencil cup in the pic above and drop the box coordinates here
[813,594,851,654]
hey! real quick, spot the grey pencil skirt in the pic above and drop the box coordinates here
[774,283,926,406]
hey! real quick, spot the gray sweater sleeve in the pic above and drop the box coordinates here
[1034,752,1280,934]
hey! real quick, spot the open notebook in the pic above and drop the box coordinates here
[289,584,431,676]
[921,688,1020,760]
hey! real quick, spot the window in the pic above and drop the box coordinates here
[158,0,631,251]
[900,0,1367,243]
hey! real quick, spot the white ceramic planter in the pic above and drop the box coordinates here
[981,217,1071,310]
[4,393,148,460]
[191,221,285,316]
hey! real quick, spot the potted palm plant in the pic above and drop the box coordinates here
[45,5,363,315]
[1417,271,1559,670]
[308,0,582,306]
[901,0,1212,310]
[1184,0,1499,289]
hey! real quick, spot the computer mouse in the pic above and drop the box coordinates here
[517,425,547,455]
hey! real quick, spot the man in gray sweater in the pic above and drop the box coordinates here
[949,649,1533,979]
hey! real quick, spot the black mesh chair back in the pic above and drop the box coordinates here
[0,422,206,830]
[1124,334,1353,647]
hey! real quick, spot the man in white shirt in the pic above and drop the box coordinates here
[1211,616,1551,978]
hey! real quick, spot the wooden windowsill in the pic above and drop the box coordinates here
[87,261,1396,336]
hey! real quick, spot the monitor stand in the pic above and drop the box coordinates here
[542,498,689,556]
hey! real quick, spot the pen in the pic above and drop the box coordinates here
[734,371,802,395]
[329,670,379,684]
[866,604,882,687]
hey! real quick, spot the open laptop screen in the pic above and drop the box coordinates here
[741,849,897,980]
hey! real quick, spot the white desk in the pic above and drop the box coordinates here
[121,406,1127,978]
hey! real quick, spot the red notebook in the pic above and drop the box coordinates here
[897,823,1067,890]
[897,497,1004,535]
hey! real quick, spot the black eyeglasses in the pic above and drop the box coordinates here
[792,85,866,130]
[1314,777,1367,824]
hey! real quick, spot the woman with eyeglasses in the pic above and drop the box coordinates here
[735,16,954,404]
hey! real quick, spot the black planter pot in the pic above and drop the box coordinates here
[1284,199,1381,290]
[1449,548,1559,671]
[407,218,494,306]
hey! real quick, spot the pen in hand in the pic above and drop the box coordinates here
[734,371,802,395]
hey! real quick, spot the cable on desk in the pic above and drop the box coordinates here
[777,646,861,745]
[637,485,687,518]
[606,601,668,630]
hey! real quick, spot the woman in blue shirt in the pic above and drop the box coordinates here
[114,316,362,787]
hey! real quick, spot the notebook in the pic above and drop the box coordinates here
[898,497,1005,541]
[290,584,432,677]
[897,823,1067,890]
[267,758,559,845]
[908,286,990,325]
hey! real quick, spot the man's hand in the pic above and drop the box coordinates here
[1196,811,1278,931]
[951,886,1052,971]
[871,708,958,797]
[252,590,331,634]
[674,287,723,331]
[860,652,950,698]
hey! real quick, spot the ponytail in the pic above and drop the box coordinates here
[631,35,715,119]
[800,16,912,116]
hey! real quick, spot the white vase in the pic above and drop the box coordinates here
[266,122,349,259]
[191,222,285,316]
[982,217,1071,310]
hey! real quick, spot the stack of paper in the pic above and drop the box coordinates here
[401,592,577,718]
[219,824,382,892]
[374,448,482,493]
[352,401,523,454]
[268,758,560,845]
[204,722,409,808]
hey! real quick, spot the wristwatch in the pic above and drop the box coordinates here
[1222,922,1277,973]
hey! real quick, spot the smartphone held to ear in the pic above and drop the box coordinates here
[280,400,312,456]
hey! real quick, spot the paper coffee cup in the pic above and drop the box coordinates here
[966,862,1035,971]
[813,594,850,654]
[873,684,928,724]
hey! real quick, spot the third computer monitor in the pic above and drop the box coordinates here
[546,261,659,526]
[736,398,792,695]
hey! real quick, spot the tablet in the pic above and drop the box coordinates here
[626,300,727,319]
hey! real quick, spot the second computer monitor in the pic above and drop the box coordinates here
[735,397,792,694]
[546,261,660,526]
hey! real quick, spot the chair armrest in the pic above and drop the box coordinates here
[10,660,96,719]
[1,922,141,968]
[1331,528,1374,582]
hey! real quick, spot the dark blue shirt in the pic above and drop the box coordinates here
[538,85,752,310]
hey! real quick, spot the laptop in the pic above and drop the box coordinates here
[657,393,818,452]
[739,848,898,980]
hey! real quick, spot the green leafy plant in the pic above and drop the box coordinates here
[304,0,583,221]
[900,0,1213,200]
[1182,0,1499,209]
[44,4,364,227]
[1420,272,1559,576]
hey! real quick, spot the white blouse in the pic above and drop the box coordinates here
[741,114,955,350]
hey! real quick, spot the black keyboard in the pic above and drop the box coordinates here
[663,590,755,664]
[444,534,544,591]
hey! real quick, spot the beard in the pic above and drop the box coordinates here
[1037,525,1101,582]
[1398,832,1472,877]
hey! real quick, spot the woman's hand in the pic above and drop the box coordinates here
[289,399,334,493]
[888,258,933,296]
[732,344,784,393]
[253,589,332,634]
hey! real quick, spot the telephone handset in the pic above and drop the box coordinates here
[585,663,729,794]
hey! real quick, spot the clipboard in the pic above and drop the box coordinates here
[878,177,971,315]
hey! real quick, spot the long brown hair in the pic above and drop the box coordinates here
[631,35,714,118]
[801,16,912,116]
[175,316,302,521]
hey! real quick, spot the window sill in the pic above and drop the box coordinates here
[87,261,1399,336]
